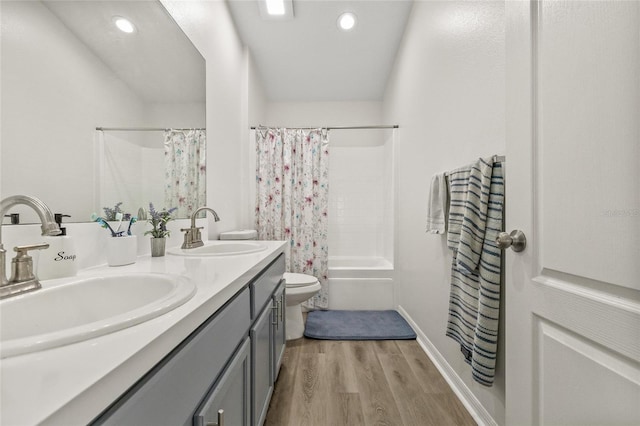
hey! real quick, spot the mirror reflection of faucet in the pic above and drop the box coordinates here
[180,207,221,249]
[4,213,20,225]
[0,195,61,299]
[137,207,148,221]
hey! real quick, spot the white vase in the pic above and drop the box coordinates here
[106,235,137,266]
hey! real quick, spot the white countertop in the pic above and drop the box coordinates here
[0,240,286,426]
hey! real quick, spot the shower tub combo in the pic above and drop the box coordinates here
[327,256,394,310]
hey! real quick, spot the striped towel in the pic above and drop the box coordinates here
[445,157,504,387]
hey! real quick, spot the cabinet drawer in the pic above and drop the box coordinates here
[251,254,285,318]
[94,287,251,426]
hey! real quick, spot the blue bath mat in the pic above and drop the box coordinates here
[304,310,417,340]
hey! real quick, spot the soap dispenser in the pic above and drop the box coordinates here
[37,213,78,280]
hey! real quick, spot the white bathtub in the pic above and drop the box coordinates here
[328,256,394,310]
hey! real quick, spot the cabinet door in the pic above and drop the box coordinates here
[251,301,273,426]
[194,338,251,426]
[272,282,286,382]
[93,288,251,426]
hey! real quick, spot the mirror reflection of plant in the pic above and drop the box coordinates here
[145,203,177,238]
[103,202,131,221]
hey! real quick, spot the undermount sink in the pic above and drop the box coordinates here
[0,273,196,358]
[167,241,267,257]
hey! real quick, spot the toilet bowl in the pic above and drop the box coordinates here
[283,272,321,340]
[217,230,320,340]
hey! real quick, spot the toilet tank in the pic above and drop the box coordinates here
[219,230,258,240]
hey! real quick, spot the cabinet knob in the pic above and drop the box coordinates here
[279,297,284,323]
[272,302,278,327]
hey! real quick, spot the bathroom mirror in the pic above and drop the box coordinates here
[0,0,206,224]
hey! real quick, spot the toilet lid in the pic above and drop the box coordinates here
[283,272,318,287]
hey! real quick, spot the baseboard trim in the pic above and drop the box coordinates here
[397,306,498,426]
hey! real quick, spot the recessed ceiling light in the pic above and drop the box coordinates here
[265,0,285,16]
[338,12,357,31]
[258,0,294,20]
[113,16,136,34]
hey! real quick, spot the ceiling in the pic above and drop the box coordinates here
[43,0,205,104]
[227,0,413,102]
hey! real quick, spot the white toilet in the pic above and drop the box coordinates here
[219,230,322,341]
[283,272,321,340]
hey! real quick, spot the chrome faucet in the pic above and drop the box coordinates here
[0,195,61,298]
[180,206,220,249]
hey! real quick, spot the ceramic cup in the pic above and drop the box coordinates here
[106,235,137,266]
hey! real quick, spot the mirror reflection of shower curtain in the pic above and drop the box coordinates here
[255,127,330,309]
[164,129,206,217]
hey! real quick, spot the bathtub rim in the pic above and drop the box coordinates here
[328,256,393,271]
[328,256,394,279]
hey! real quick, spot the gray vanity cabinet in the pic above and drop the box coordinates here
[250,255,286,426]
[193,338,251,426]
[92,253,286,426]
[93,288,251,426]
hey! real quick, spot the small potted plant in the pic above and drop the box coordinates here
[144,203,177,257]
[103,202,128,221]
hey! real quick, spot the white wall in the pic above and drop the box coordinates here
[242,51,268,229]
[382,133,395,262]
[383,1,506,424]
[264,102,383,143]
[247,52,268,128]
[329,143,390,259]
[145,102,206,130]
[161,0,246,239]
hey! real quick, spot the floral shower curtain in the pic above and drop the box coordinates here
[255,128,330,309]
[164,129,206,217]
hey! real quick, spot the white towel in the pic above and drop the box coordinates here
[426,173,447,234]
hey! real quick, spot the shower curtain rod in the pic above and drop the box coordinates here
[250,124,399,130]
[96,127,205,132]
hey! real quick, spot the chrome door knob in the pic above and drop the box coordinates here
[496,230,527,252]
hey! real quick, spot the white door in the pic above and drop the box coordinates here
[505,1,640,425]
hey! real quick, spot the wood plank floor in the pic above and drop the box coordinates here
[265,338,477,426]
